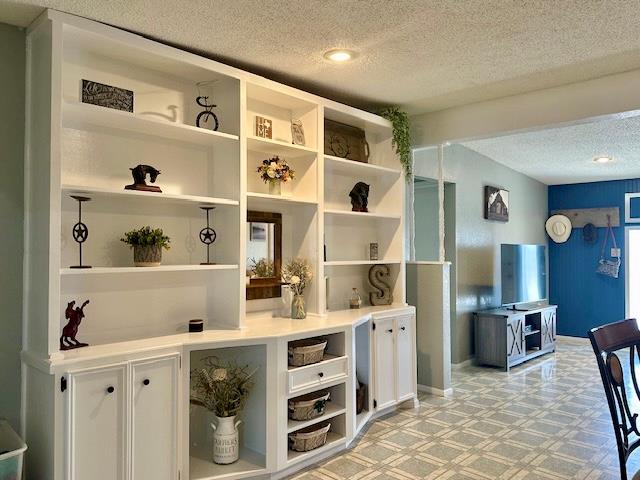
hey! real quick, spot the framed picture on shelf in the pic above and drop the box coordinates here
[484,186,509,222]
[291,120,305,146]
[369,242,379,261]
[250,222,267,241]
[255,116,273,139]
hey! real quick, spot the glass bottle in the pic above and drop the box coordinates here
[349,288,362,309]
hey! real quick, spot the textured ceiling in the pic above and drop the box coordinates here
[462,115,640,185]
[3,0,640,114]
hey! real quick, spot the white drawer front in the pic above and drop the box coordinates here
[288,356,348,395]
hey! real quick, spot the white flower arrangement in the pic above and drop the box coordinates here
[281,258,312,296]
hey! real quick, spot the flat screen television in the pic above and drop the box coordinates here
[501,244,547,307]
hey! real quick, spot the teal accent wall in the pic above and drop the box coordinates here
[549,178,640,337]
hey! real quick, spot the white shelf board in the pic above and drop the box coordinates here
[323,105,392,139]
[190,445,266,480]
[62,185,239,207]
[60,264,239,275]
[63,101,239,147]
[247,136,317,158]
[286,431,345,465]
[324,155,401,177]
[247,82,317,110]
[324,209,401,221]
[287,403,346,433]
[324,260,402,266]
[246,192,318,211]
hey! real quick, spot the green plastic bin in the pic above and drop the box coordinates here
[0,420,26,480]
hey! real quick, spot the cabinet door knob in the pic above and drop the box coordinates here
[106,386,115,394]
[400,326,406,331]
[143,379,150,386]
[318,372,324,378]
[387,329,393,333]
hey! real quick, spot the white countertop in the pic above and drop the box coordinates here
[23,305,414,372]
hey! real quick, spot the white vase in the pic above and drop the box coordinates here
[210,415,242,464]
[268,182,281,195]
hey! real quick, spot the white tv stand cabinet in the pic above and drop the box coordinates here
[474,305,557,371]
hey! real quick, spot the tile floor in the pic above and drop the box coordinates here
[288,338,638,480]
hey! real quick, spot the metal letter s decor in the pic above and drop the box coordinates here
[368,264,393,306]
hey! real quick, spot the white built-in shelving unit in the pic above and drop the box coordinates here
[23,10,410,480]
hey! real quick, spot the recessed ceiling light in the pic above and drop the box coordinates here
[593,156,613,164]
[324,49,357,63]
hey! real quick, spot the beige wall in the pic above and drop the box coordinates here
[0,22,25,430]
[407,262,451,392]
[414,145,548,363]
[411,68,640,146]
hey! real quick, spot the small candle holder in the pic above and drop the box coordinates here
[199,206,217,265]
[70,195,92,269]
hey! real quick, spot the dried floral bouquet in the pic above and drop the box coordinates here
[190,356,257,418]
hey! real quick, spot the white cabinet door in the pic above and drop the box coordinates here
[131,355,179,480]
[396,315,416,402]
[68,364,127,480]
[373,317,396,410]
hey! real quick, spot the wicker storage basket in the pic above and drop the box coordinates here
[288,422,331,452]
[288,338,327,367]
[289,391,331,421]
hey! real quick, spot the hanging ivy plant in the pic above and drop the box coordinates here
[379,106,412,180]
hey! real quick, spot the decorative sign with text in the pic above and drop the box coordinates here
[81,79,134,112]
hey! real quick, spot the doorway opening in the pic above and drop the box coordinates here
[626,227,640,320]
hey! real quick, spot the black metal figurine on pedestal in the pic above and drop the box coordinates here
[195,96,219,131]
[70,195,91,269]
[199,206,217,265]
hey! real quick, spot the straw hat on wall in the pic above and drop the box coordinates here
[545,215,572,243]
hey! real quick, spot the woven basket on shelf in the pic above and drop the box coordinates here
[288,391,331,421]
[288,422,331,452]
[288,338,327,367]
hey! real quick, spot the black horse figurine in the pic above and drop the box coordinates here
[349,182,370,212]
[125,164,162,193]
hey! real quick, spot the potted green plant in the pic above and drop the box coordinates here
[120,226,170,267]
[281,257,313,319]
[257,155,295,195]
[249,257,275,278]
[190,357,257,464]
[379,106,412,180]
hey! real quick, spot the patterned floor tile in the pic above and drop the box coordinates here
[286,340,630,480]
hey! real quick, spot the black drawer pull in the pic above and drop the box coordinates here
[401,326,406,331]
[106,386,115,394]
[318,372,324,378]
[143,379,150,386]
[387,329,393,333]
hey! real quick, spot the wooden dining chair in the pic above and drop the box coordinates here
[589,318,640,480]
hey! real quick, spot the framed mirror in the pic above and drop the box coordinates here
[626,193,640,223]
[246,211,282,300]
